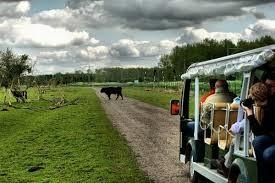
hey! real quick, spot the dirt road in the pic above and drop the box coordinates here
[95,89,189,183]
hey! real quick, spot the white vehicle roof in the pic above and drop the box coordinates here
[181,44,275,79]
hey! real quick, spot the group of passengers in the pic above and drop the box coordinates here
[185,79,236,138]
[186,72,275,183]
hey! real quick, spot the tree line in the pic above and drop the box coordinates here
[92,35,275,82]
[1,35,275,87]
[158,35,275,80]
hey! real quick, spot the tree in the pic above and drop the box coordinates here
[0,49,31,88]
[0,48,31,106]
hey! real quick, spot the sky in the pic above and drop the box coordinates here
[0,0,275,74]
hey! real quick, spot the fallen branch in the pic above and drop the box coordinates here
[1,97,81,111]
[49,97,80,110]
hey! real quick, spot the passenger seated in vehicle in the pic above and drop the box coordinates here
[222,97,244,170]
[204,79,236,104]
[200,80,236,135]
[209,96,245,177]
[216,81,270,176]
[242,78,275,183]
[184,79,216,138]
[185,80,235,139]
[200,79,217,104]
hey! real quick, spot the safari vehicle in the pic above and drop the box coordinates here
[170,45,275,183]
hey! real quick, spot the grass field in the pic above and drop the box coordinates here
[123,80,241,117]
[123,87,181,110]
[0,87,151,183]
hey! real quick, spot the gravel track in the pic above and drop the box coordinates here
[95,88,189,183]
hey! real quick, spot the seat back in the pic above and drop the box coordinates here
[218,103,239,149]
[204,103,228,145]
[228,103,239,128]
[212,103,228,130]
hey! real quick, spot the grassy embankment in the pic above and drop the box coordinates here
[0,87,151,183]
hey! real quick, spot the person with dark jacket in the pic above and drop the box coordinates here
[242,82,275,183]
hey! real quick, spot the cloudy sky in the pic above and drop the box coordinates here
[0,0,275,74]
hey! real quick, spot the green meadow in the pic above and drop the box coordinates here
[123,80,241,112]
[123,87,181,110]
[0,87,150,183]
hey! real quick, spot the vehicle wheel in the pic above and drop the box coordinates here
[191,172,199,183]
[236,174,244,183]
[229,173,244,183]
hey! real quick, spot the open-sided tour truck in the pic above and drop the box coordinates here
[170,45,275,183]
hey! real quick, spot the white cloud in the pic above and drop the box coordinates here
[244,19,275,40]
[110,39,140,57]
[39,51,69,61]
[16,1,30,13]
[36,45,109,65]
[31,7,74,29]
[32,37,178,74]
[90,37,100,45]
[110,39,178,58]
[79,46,109,60]
[0,1,30,17]
[166,19,275,50]
[159,40,179,53]
[176,27,242,44]
[32,0,273,31]
[32,1,114,30]
[34,45,110,74]
[0,17,90,48]
[2,0,274,75]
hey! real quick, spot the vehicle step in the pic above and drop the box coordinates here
[180,154,185,163]
[193,162,228,183]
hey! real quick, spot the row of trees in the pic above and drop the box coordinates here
[23,72,95,86]
[159,35,275,79]
[85,35,275,82]
[1,35,275,87]
[22,67,169,85]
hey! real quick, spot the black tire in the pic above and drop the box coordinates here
[191,172,199,183]
[236,174,243,183]
[229,173,244,183]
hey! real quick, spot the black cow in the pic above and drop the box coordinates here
[100,87,123,100]
[11,90,28,103]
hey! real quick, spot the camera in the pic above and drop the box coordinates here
[241,98,254,109]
